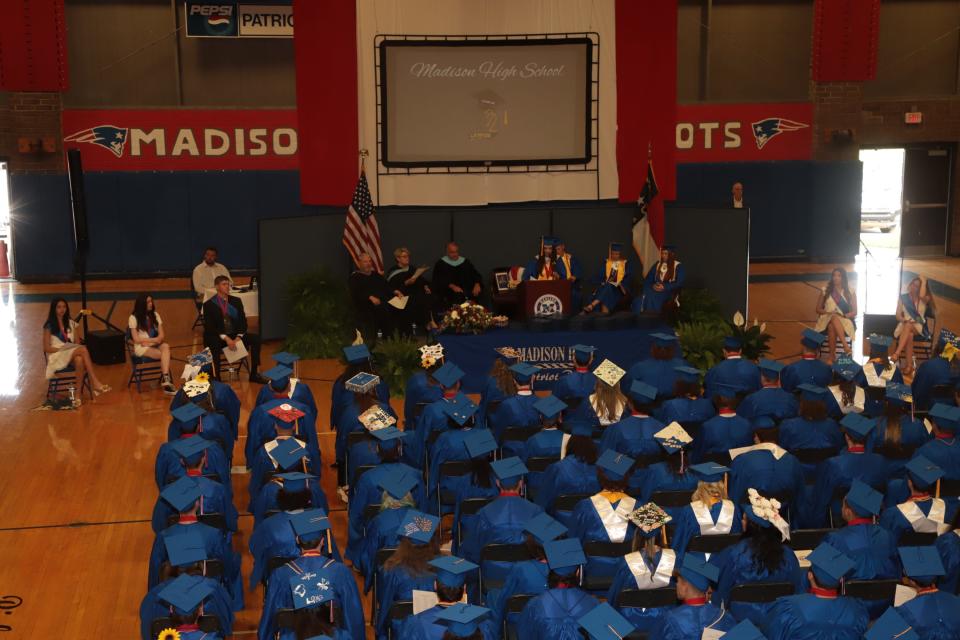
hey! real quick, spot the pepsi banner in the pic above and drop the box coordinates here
[185,1,293,38]
[675,103,813,163]
[61,109,298,171]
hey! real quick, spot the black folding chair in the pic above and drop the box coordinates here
[633,454,667,468]
[347,430,376,447]
[354,465,376,483]
[843,579,898,603]
[788,528,835,551]
[263,556,296,586]
[700,451,731,466]
[553,493,592,513]
[941,478,960,498]
[364,503,382,523]
[371,547,398,620]
[616,587,678,609]
[650,490,694,508]
[387,601,414,640]
[582,541,633,591]
[125,329,163,392]
[198,513,227,530]
[874,444,916,461]
[504,593,536,640]
[794,447,838,467]
[501,426,540,448]
[44,351,93,401]
[438,460,474,512]
[687,533,741,555]
[729,582,794,603]
[457,497,495,546]
[899,531,937,546]
[203,558,224,578]
[526,456,560,473]
[481,544,533,592]
[932,384,956,405]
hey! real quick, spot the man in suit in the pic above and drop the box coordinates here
[203,275,265,383]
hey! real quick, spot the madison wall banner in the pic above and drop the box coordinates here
[61,109,299,171]
[675,102,813,163]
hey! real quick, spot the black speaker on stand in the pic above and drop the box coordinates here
[67,149,125,365]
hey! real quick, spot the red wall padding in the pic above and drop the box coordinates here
[0,0,69,91]
[812,0,881,82]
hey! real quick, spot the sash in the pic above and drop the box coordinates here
[656,260,680,284]
[828,385,865,414]
[625,549,676,590]
[900,293,925,324]
[604,259,626,286]
[831,289,852,316]
[691,500,735,535]
[386,265,409,282]
[560,433,572,459]
[863,362,897,388]
[441,256,466,267]
[897,499,948,534]
[729,441,788,461]
[591,494,636,542]
[560,254,574,280]
[288,378,299,398]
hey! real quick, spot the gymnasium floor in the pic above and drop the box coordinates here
[0,258,957,638]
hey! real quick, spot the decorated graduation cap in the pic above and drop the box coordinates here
[432,362,465,388]
[654,422,693,454]
[271,437,309,470]
[807,542,855,588]
[276,471,316,494]
[544,537,586,575]
[359,405,397,432]
[164,530,208,567]
[441,393,479,427]
[377,466,419,500]
[899,546,946,584]
[674,365,703,383]
[723,335,743,351]
[596,449,635,481]
[509,362,538,384]
[524,512,567,544]
[722,619,767,640]
[689,462,729,484]
[534,395,567,422]
[342,344,370,364]
[435,603,491,637]
[905,455,943,490]
[593,359,626,387]
[463,428,498,459]
[867,334,893,354]
[572,344,596,362]
[650,332,679,348]
[419,343,445,369]
[744,488,790,542]
[801,328,827,350]
[345,372,379,394]
[289,508,331,543]
[678,554,720,592]
[397,510,440,544]
[930,403,960,432]
[263,364,293,390]
[491,456,528,485]
[885,382,913,406]
[758,358,784,378]
[158,573,215,616]
[578,602,636,640]
[845,479,883,517]
[865,607,920,640]
[797,383,829,402]
[429,555,478,588]
[626,502,672,539]
[182,376,211,404]
[268,402,306,426]
[169,434,215,465]
[628,380,658,405]
[160,476,202,512]
[290,571,336,610]
[840,412,876,440]
[832,356,861,381]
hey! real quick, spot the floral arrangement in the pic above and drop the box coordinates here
[492,315,509,328]
[440,302,495,335]
[728,311,772,362]
[747,488,791,541]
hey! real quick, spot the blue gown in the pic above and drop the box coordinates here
[376,564,438,639]
[779,417,843,473]
[553,370,596,400]
[255,379,318,416]
[912,356,959,411]
[762,593,868,640]
[824,523,899,618]
[150,475,237,533]
[155,439,231,490]
[715,539,805,626]
[650,602,737,640]
[569,496,638,588]
[246,398,318,467]
[139,576,234,640]
[489,394,540,457]
[462,495,545,588]
[638,261,685,313]
[896,590,960,640]
[692,414,753,463]
[356,507,412,589]
[407,396,459,467]
[147,522,241,611]
[488,560,550,632]
[259,555,365,640]
[516,588,600,640]
[606,551,677,631]
[535,456,601,528]
[400,604,498,640]
[805,450,888,528]
[166,412,234,454]
[639,465,699,516]
[479,377,509,417]
[247,436,323,507]
[523,429,565,501]
[330,375,390,432]
[346,462,426,563]
[404,371,442,427]
[335,400,397,465]
[251,479,330,526]
[870,416,932,453]
[879,498,956,544]
[656,397,716,426]
[915,437,960,480]
[626,357,691,400]
[737,387,799,421]
[936,530,960,594]
[670,500,744,561]
[427,427,480,514]
[248,510,342,589]
[599,414,665,493]
[345,438,382,489]
[589,259,633,311]
[854,363,904,417]
[170,380,241,439]
[704,357,761,401]
[450,482,502,556]
[729,448,805,513]
[781,358,833,392]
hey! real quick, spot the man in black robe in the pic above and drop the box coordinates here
[348,253,399,339]
[432,242,483,308]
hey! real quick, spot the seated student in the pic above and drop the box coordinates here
[728,422,805,515]
[427,396,487,512]
[489,363,540,457]
[151,460,237,535]
[405,346,445,427]
[762,543,868,640]
[171,356,241,438]
[650,555,738,640]
[248,504,341,591]
[251,471,329,527]
[139,569,234,640]
[782,329,832,392]
[892,276,937,376]
[872,383,930,466]
[260,510,364,640]
[912,329,960,411]
[534,422,601,525]
[515,538,601,638]
[355,468,419,587]
[554,239,584,309]
[255,352,317,415]
[387,246,439,332]
[641,425,699,513]
[522,395,567,462]
[625,333,689,400]
[155,429,231,492]
[825,356,865,418]
[855,334,904,417]
[430,605,496,640]
[715,489,804,626]
[606,505,677,633]
[656,366,715,426]
[336,376,398,487]
[879,456,953,544]
[42,297,111,395]
[704,336,761,401]
[692,395,753,463]
[400,559,491,640]
[582,242,632,315]
[637,246,685,315]
[432,241,483,307]
[600,381,666,462]
[449,434,501,555]
[331,344,390,433]
[282,604,350,640]
[895,546,960,640]
[202,275,265,383]
[166,399,233,466]
[586,359,629,428]
[914,403,960,481]
[129,293,176,394]
[823,481,899,619]
[669,463,743,562]
[524,237,561,281]
[408,361,469,467]
[814,268,857,365]
[553,344,597,401]
[191,246,231,305]
[937,508,960,594]
[479,352,517,417]
[737,359,798,421]
[247,405,322,506]
[779,385,843,464]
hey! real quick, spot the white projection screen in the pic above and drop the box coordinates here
[379,38,593,167]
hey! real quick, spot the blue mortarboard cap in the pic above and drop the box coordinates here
[169,435,215,465]
[509,362,539,384]
[845,479,883,517]
[429,555,479,588]
[544,538,586,574]
[654,423,692,454]
[628,380,658,404]
[289,508,331,543]
[797,383,828,401]
[840,413,876,439]
[271,437,309,470]
[572,344,596,359]
[534,395,567,421]
[723,619,767,640]
[752,415,777,431]
[609,242,624,252]
[541,237,557,248]
[832,356,861,381]
[723,336,743,351]
[343,344,370,364]
[164,530,209,567]
[272,351,300,366]
[801,328,827,349]
[442,393,479,426]
[263,364,293,389]
[566,418,595,437]
[650,332,679,348]
[673,366,702,383]
[899,546,945,582]
[868,334,893,352]
[491,456,528,484]
[276,471,315,494]
[433,362,465,388]
[930,403,960,432]
[435,603,490,637]
[345,372,379,394]
[377,467,418,500]
[758,359,785,377]
[160,475,203,512]
[158,574,215,615]
[289,572,335,610]
[596,449,635,481]
[463,428,498,459]
[689,462,729,483]
[171,402,207,425]
[524,512,567,544]
[807,542,855,587]
[885,383,913,405]
[578,602,636,640]
[905,455,944,489]
[397,510,440,544]
[370,426,408,449]
[865,607,920,640]
[679,554,719,592]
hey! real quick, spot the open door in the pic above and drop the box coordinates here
[901,145,952,257]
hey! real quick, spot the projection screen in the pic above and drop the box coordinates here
[379,38,593,167]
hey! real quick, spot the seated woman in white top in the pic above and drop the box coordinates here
[129,293,175,394]
[42,297,110,397]
[814,267,857,364]
[892,276,937,376]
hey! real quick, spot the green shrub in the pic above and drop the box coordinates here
[676,320,727,372]
[373,335,423,398]
[283,269,356,359]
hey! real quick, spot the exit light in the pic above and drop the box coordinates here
[905,112,923,124]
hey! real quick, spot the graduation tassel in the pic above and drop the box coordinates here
[937,479,941,499]
[661,525,668,547]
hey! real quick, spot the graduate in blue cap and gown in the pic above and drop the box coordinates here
[912,329,960,411]
[448,434,501,553]
[823,481,899,618]
[936,507,960,594]
[855,335,904,416]
[247,397,318,470]
[139,571,234,640]
[252,471,328,526]
[151,441,237,534]
[879,456,953,543]
[728,421,805,516]
[738,359,799,421]
[256,354,318,415]
[640,424,699,512]
[516,538,601,639]
[669,463,743,562]
[825,356,866,418]
[715,490,804,626]
[260,510,364,640]
[331,344,390,432]
[914,403,960,481]
[489,362,541,456]
[650,554,738,640]
[426,396,488,513]
[625,333,690,400]
[480,351,518,418]
[166,390,234,460]
[554,239,584,309]
[335,373,397,474]
[692,395,753,463]
[534,421,601,527]
[400,559,494,640]
[600,381,666,461]
[704,336,761,401]
[355,467,420,587]
[525,237,561,281]
[408,361,468,466]
[582,243,632,315]
[171,353,241,439]
[248,409,322,507]
[578,358,629,428]
[155,428,232,492]
[522,395,568,462]
[405,346,445,427]
[762,542,868,640]
[637,246,685,314]
[780,385,842,461]
[656,366,716,426]
[781,329,832,392]
[578,602,636,640]
[554,344,597,400]
[871,384,931,462]
[895,546,960,640]
[433,604,497,640]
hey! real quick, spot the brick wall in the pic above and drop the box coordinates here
[812,81,863,162]
[0,91,64,174]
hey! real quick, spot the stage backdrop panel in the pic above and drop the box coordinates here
[665,206,750,320]
[375,209,453,274]
[451,208,551,279]
[552,205,633,283]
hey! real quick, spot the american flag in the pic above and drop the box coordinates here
[343,171,383,272]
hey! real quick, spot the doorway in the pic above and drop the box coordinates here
[901,146,952,257]
[859,148,904,261]
[0,161,10,279]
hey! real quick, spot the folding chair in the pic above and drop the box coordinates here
[788,528,835,552]
[616,587,677,609]
[941,478,960,498]
[820,335,852,360]
[526,456,559,473]
[44,351,93,402]
[151,614,219,638]
[371,547,398,619]
[582,540,633,591]
[794,447,838,467]
[504,593,536,640]
[437,460,474,513]
[650,490,695,508]
[481,543,533,592]
[843,579,898,605]
[387,601,414,640]
[500,426,540,451]
[899,531,937,546]
[456,498,495,547]
[686,533,741,555]
[217,350,249,380]
[700,451,731,466]
[729,582,794,603]
[633,453,667,468]
[125,329,163,392]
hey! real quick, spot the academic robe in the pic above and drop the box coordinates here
[147,522,242,610]
[330,374,390,433]
[704,357,761,401]
[824,384,866,419]
[247,436,322,508]
[779,417,843,464]
[349,269,396,337]
[356,506,412,589]
[450,482,502,556]
[400,603,499,640]
[151,474,237,533]
[670,499,743,561]
[915,437,960,480]
[553,369,597,401]
[692,413,753,463]
[869,417,931,483]
[781,357,833,393]
[489,393,540,457]
[728,445,805,514]
[375,563,439,639]
[569,494,638,589]
[488,560,550,632]
[259,555,364,640]
[626,357,691,401]
[936,530,960,594]
[638,261,685,313]
[535,456,601,528]
[523,428,565,460]
[251,477,330,526]
[139,576,234,640]
[854,362,904,417]
[650,601,738,640]
[516,588,600,640]
[386,263,437,328]
[432,256,483,306]
[606,550,678,632]
[334,399,397,465]
[479,377,509,417]
[805,450,888,528]
[600,414,666,493]
[404,371,442,428]
[737,387,799,422]
[589,259,633,311]
[254,378,318,416]
[407,395,461,467]
[346,438,382,489]
[639,465,699,516]
[346,462,426,563]
[170,380,241,439]
[762,593,868,640]
[556,252,584,309]
[715,539,805,626]
[824,522,899,618]
[427,427,480,514]
[912,356,959,411]
[524,255,559,281]
[245,398,319,468]
[656,397,716,426]
[896,590,960,640]
[166,412,235,458]
[462,495,545,587]
[248,510,342,589]
[155,438,231,491]
[879,497,954,544]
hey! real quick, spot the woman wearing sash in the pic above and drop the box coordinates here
[669,463,742,562]
[524,237,561,281]
[892,276,937,375]
[640,428,699,517]
[582,243,632,314]
[814,268,857,364]
[42,297,110,396]
[386,247,439,331]
[636,246,685,315]
[129,293,176,394]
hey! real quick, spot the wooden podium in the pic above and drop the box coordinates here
[518,279,572,319]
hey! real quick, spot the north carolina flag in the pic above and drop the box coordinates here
[633,161,661,275]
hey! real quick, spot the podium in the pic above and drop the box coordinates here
[518,280,572,319]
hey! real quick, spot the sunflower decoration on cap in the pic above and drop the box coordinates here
[156,629,181,640]
[182,376,211,399]
[419,344,445,369]
[267,402,306,424]
[194,372,209,384]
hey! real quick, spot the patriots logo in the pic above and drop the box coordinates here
[751,118,808,150]
[64,125,128,158]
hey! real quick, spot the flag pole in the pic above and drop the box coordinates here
[359,148,368,173]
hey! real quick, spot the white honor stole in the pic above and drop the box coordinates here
[560,433,572,459]
[591,494,637,543]
[829,385,864,414]
[897,499,949,534]
[625,549,676,590]
[863,362,897,388]
[691,500,735,535]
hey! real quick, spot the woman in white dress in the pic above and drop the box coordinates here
[814,268,857,363]
[42,297,110,395]
[129,293,176,394]
[892,276,936,376]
